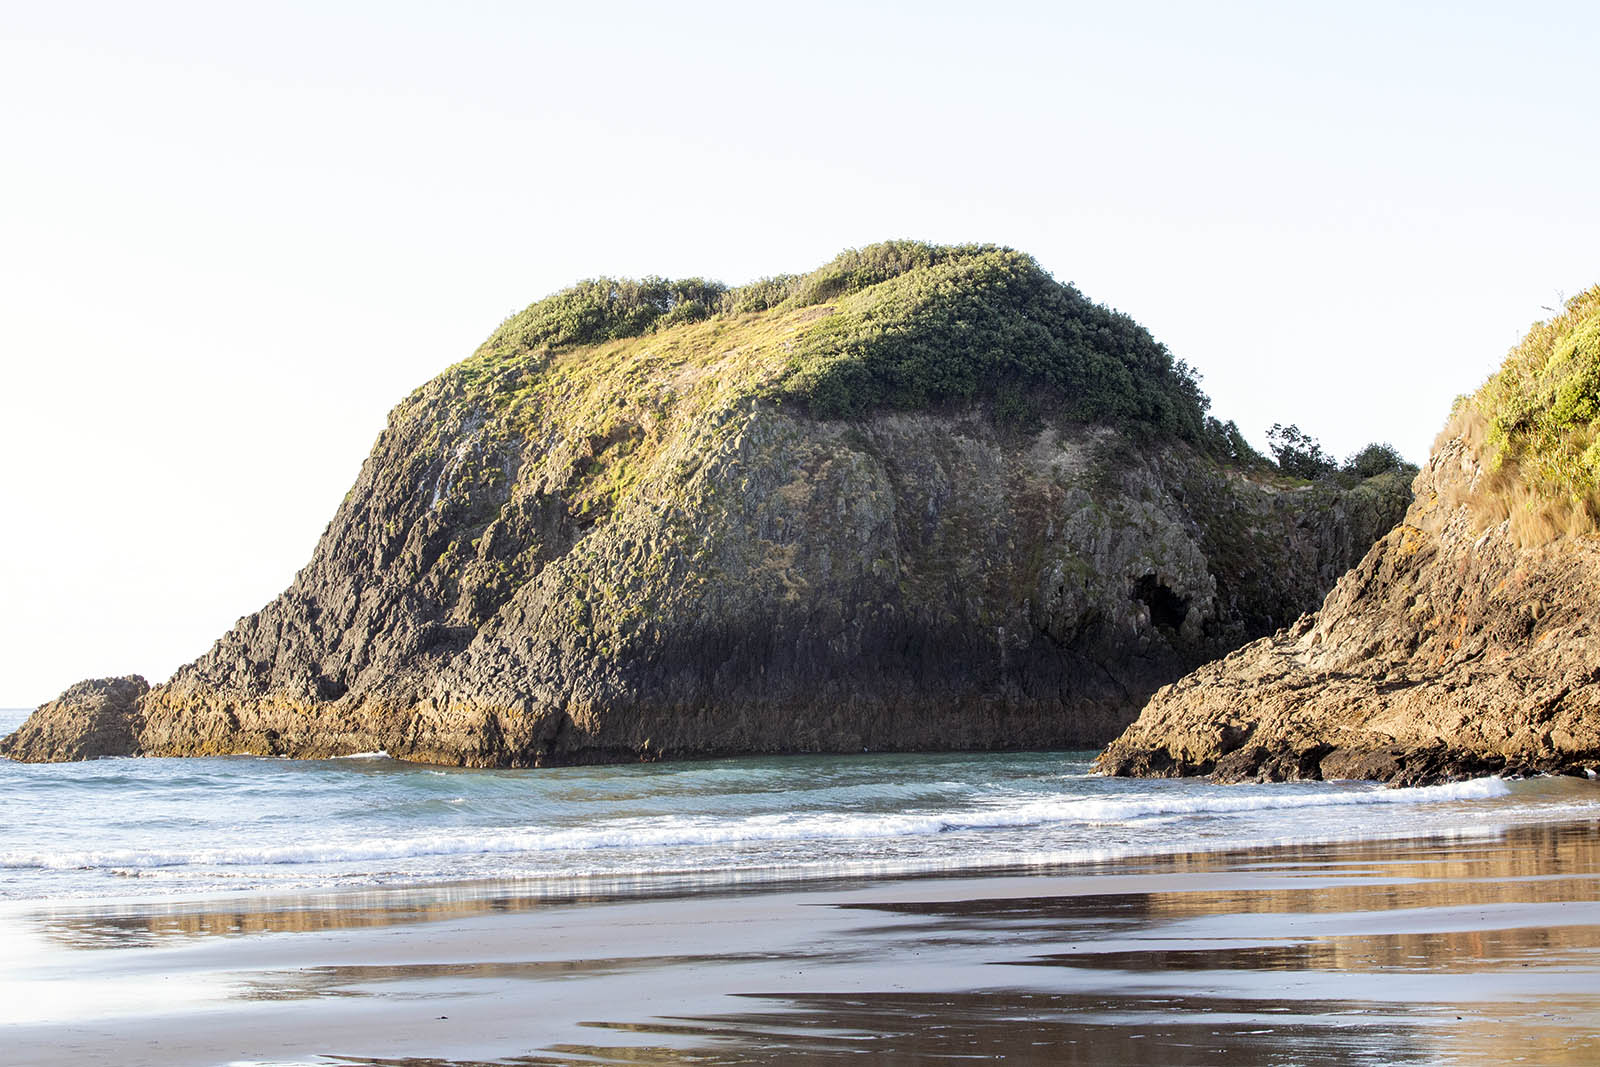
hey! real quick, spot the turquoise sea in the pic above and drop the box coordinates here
[4,707,1597,905]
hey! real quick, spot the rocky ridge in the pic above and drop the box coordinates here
[4,245,1412,765]
[1098,296,1600,786]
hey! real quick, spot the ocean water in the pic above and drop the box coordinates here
[1,707,1595,904]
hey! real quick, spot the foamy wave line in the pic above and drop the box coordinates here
[0,777,1509,872]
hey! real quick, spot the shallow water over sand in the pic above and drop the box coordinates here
[2,707,1594,904]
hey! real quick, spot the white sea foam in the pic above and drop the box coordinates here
[0,776,1510,873]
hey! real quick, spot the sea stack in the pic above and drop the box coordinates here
[0,676,149,762]
[1099,286,1600,786]
[6,243,1411,765]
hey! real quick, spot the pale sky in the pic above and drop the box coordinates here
[2,1,1596,706]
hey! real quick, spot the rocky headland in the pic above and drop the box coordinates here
[3,243,1411,766]
[1099,287,1600,785]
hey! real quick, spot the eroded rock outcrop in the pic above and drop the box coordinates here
[0,676,148,762]
[6,245,1412,765]
[1099,292,1600,786]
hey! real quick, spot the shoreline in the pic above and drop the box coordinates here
[0,796,1533,915]
[2,754,1558,911]
[5,819,1597,1066]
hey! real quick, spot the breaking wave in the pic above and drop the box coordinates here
[0,776,1510,873]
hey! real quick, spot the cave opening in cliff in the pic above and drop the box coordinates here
[1133,573,1189,631]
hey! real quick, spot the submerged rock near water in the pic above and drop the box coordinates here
[7,243,1410,766]
[1099,288,1600,786]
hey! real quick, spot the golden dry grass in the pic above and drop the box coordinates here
[1462,285,1600,540]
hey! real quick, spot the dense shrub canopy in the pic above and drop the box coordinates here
[771,246,1211,441]
[779,240,998,306]
[478,241,1242,448]
[1343,442,1411,480]
[487,276,728,354]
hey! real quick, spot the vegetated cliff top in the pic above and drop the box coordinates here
[451,240,1252,457]
[1097,284,1600,787]
[4,241,1421,767]
[1466,283,1600,540]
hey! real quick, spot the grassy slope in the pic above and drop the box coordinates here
[374,242,1265,548]
[1454,284,1600,540]
[453,241,1238,449]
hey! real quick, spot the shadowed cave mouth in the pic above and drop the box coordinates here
[1132,573,1189,631]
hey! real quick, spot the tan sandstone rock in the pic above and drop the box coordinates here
[1099,434,1600,785]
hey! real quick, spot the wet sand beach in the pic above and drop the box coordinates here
[4,821,1598,1066]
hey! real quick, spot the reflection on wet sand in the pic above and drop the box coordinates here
[37,821,1599,953]
[237,953,817,1003]
[314,988,1600,1067]
[1026,923,1600,973]
[551,990,1600,1066]
[492,823,1600,1067]
[8,821,1599,1067]
[37,884,625,951]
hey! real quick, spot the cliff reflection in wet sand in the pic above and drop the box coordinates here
[13,822,1600,1067]
[514,823,1600,1066]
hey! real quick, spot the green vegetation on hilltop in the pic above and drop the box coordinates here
[775,240,993,307]
[1474,285,1600,528]
[482,276,729,355]
[1266,423,1416,485]
[470,241,1255,453]
[771,247,1209,439]
[477,241,983,359]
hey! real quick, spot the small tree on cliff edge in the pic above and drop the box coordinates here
[1343,441,1413,479]
[1267,423,1337,479]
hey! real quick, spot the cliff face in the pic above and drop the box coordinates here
[5,245,1412,765]
[128,406,1404,767]
[1099,293,1600,786]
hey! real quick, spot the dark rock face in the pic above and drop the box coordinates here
[1098,433,1600,786]
[3,265,1415,767]
[0,676,148,762]
[6,393,1406,765]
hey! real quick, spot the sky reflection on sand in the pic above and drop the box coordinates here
[2,821,1597,1065]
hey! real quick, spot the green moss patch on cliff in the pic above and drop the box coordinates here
[1467,284,1600,538]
